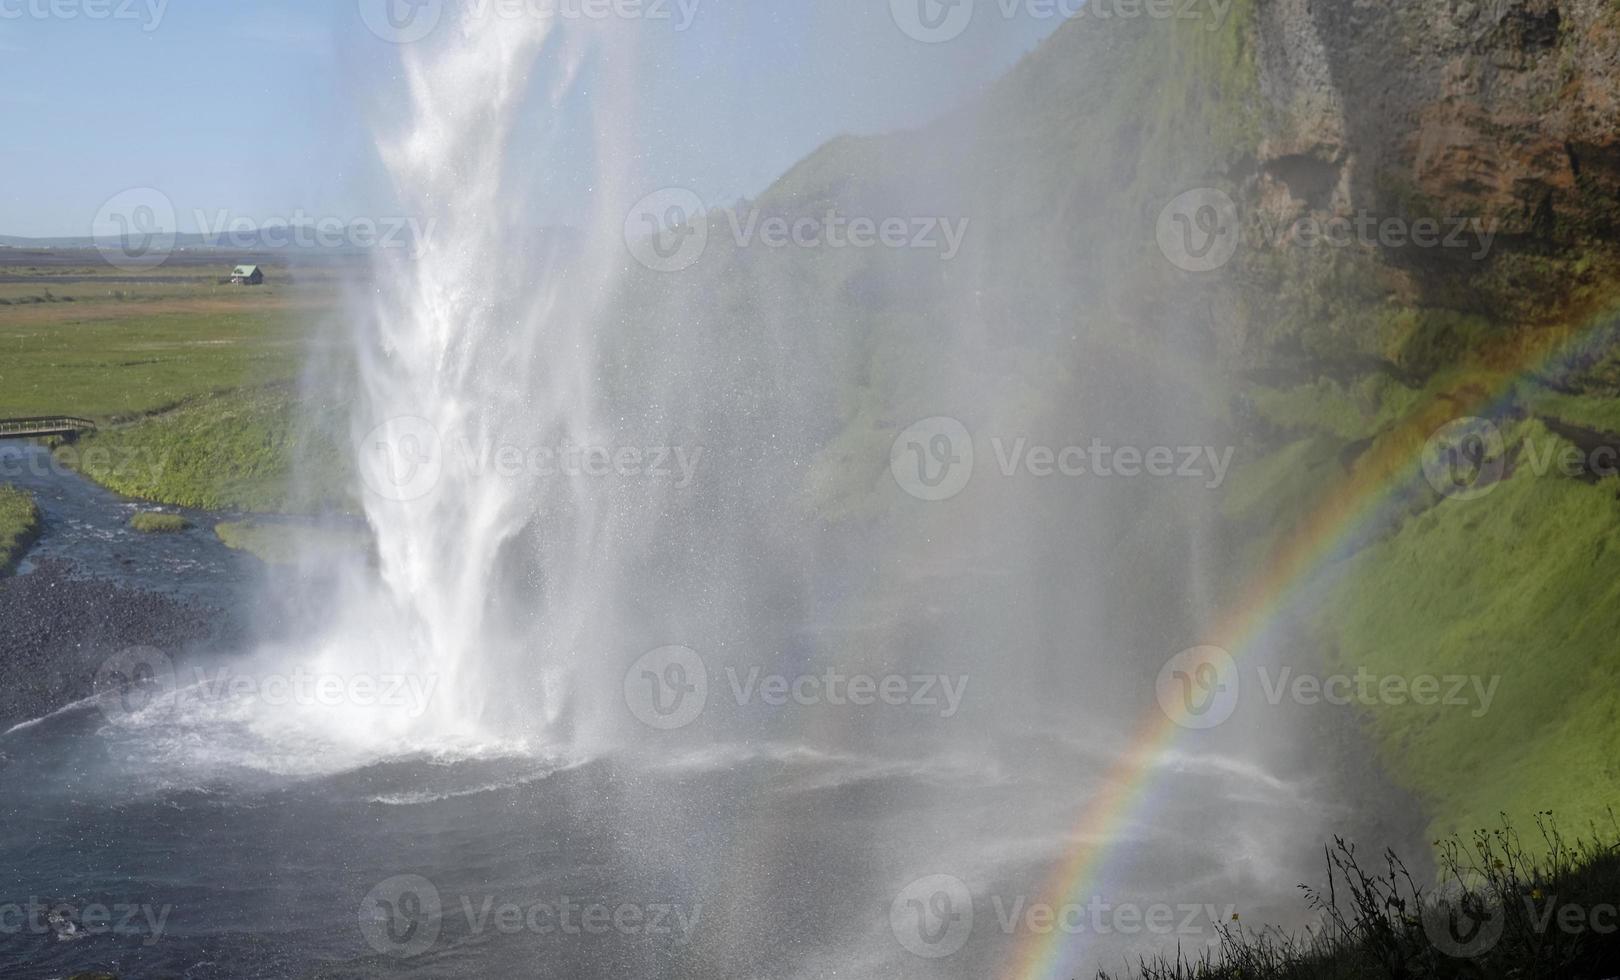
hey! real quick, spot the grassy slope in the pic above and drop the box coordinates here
[0,484,41,574]
[1307,413,1620,843]
[75,385,352,514]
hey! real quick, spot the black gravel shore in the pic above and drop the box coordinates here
[0,561,235,733]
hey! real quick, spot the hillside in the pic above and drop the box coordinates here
[625,0,1620,850]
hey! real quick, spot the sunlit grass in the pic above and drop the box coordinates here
[0,484,40,573]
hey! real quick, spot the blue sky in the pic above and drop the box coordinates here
[0,0,1061,238]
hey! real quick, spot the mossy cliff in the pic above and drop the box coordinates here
[692,0,1620,847]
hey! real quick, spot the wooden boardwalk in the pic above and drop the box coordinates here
[0,417,98,440]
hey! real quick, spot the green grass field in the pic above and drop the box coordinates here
[0,264,342,421]
[0,256,355,512]
[0,484,41,574]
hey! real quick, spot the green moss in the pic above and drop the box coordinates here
[1220,435,1348,582]
[1250,374,1421,441]
[129,512,189,534]
[0,484,41,574]
[1313,418,1620,845]
[215,520,370,566]
[1525,389,1620,433]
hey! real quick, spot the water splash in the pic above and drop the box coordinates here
[318,16,596,748]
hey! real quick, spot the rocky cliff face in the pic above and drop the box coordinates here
[1245,0,1620,332]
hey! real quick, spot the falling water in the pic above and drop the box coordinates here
[323,17,596,746]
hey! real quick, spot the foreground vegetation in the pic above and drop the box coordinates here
[1106,816,1620,980]
[0,484,40,574]
[129,512,189,534]
[74,385,352,514]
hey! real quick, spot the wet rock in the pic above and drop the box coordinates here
[0,561,233,732]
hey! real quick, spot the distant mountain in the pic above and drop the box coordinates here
[0,226,428,253]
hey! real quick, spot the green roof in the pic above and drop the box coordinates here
[232,265,260,276]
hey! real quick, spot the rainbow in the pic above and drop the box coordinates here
[1002,300,1620,980]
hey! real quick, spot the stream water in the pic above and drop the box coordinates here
[0,441,1377,979]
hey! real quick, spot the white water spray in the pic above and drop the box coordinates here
[315,17,606,747]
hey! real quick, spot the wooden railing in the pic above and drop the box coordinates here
[0,417,98,440]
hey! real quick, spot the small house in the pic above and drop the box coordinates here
[230,264,265,286]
